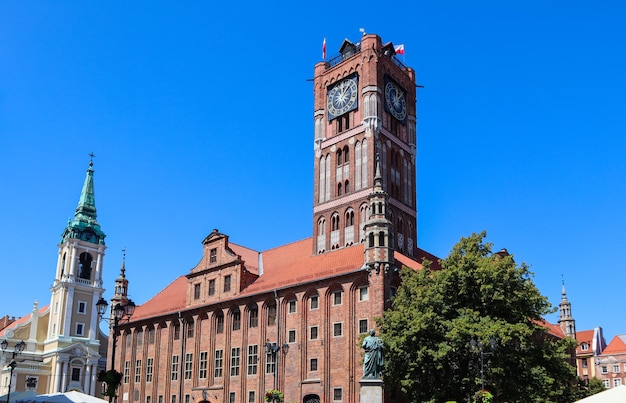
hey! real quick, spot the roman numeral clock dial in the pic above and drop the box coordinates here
[384,79,407,122]
[327,77,358,120]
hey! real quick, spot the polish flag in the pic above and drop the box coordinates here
[394,44,405,55]
[322,37,327,59]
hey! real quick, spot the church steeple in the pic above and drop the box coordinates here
[61,156,105,245]
[558,280,576,338]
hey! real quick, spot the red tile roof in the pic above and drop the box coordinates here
[536,319,566,338]
[576,329,595,353]
[132,237,428,322]
[602,335,626,355]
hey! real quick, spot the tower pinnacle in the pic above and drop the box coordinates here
[60,158,106,244]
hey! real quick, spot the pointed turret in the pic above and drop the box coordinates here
[111,250,130,311]
[61,159,105,245]
[558,280,576,338]
[362,154,394,275]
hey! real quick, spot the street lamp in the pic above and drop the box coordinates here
[470,338,497,390]
[264,340,289,391]
[1,339,26,403]
[96,298,135,403]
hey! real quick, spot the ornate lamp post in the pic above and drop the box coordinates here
[470,338,497,390]
[96,298,135,403]
[264,340,288,395]
[1,339,26,403]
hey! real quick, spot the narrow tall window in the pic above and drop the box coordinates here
[184,353,193,380]
[249,308,258,328]
[135,360,142,383]
[232,311,241,331]
[216,314,224,333]
[208,279,216,296]
[146,358,154,382]
[266,351,276,374]
[247,345,258,375]
[230,348,241,376]
[194,284,201,300]
[267,305,277,325]
[209,248,217,263]
[171,355,179,381]
[224,275,231,292]
[124,361,130,383]
[199,352,207,379]
[214,350,223,378]
[187,319,194,338]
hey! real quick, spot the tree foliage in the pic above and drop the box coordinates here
[378,231,578,402]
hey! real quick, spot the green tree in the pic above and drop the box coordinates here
[378,231,578,402]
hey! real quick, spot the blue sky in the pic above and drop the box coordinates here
[1,1,625,341]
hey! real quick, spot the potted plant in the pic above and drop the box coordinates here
[264,389,284,403]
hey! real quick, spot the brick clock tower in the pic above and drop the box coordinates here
[312,34,418,259]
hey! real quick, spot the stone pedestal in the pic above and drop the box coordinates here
[359,378,384,403]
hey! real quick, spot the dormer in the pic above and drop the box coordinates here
[186,229,257,305]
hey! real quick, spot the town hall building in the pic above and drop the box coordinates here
[111,34,435,403]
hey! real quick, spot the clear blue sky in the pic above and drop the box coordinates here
[1,2,625,341]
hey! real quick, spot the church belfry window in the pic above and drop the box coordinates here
[78,252,93,279]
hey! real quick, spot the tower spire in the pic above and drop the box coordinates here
[558,278,576,338]
[60,156,106,244]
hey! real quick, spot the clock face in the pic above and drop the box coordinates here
[385,80,407,122]
[327,77,358,120]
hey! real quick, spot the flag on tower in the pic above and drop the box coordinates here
[322,37,327,59]
[394,44,405,54]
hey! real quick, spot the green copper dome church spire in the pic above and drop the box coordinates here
[60,156,106,245]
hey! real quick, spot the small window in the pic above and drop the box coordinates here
[173,325,180,340]
[248,391,255,403]
[249,309,259,328]
[229,393,236,403]
[184,353,193,380]
[77,301,87,314]
[147,397,151,403]
[75,323,85,336]
[216,315,224,333]
[581,358,588,368]
[148,328,155,344]
[171,396,176,403]
[289,300,297,313]
[124,361,130,383]
[137,330,143,346]
[601,366,608,374]
[333,323,343,337]
[232,311,241,331]
[247,345,258,375]
[580,342,589,351]
[603,379,610,388]
[614,378,622,387]
[210,248,217,263]
[224,275,231,292]
[288,329,296,343]
[184,396,190,403]
[310,358,318,371]
[333,388,343,401]
[310,296,319,310]
[359,319,368,334]
[310,326,319,340]
[359,286,369,301]
[194,284,201,300]
[333,291,342,305]
[208,279,216,296]
[614,364,621,373]
[187,320,194,338]
[268,305,277,325]
[71,368,81,382]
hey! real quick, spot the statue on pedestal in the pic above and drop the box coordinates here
[362,329,384,378]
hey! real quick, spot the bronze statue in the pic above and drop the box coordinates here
[362,329,384,378]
